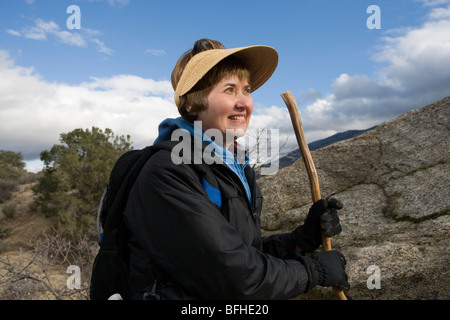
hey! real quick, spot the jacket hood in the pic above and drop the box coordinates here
[154,117,193,144]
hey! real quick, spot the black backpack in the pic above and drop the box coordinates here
[89,140,177,300]
[89,140,221,300]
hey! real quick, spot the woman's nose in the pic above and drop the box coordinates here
[235,92,253,109]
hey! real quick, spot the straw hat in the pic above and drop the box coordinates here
[174,45,278,107]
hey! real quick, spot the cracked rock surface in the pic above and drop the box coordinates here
[259,96,450,299]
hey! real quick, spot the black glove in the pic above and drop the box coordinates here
[297,250,350,292]
[292,197,343,252]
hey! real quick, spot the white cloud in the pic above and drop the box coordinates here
[6,29,21,37]
[90,38,114,55]
[250,106,291,132]
[0,51,179,164]
[318,10,449,128]
[107,0,131,7]
[416,0,450,6]
[3,4,450,170]
[428,5,450,19]
[17,19,87,46]
[5,19,115,54]
[145,49,166,56]
[254,3,450,145]
[83,0,131,7]
[82,74,173,97]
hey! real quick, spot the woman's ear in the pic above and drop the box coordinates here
[185,105,197,121]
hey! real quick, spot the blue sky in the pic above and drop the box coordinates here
[1,0,449,171]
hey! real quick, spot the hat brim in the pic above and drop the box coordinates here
[174,45,278,107]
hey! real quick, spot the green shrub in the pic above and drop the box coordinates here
[33,127,132,237]
[0,179,19,203]
[2,203,17,219]
[0,225,11,239]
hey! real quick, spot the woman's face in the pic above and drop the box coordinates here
[195,74,253,146]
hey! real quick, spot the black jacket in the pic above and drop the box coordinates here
[123,141,309,299]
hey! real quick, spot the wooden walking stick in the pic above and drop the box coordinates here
[281,91,347,300]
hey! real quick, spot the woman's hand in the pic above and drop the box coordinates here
[292,197,343,253]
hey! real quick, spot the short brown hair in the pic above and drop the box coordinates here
[172,39,250,122]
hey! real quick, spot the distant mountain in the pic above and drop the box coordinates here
[278,127,376,169]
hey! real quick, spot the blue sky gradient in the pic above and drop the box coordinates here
[1,0,449,171]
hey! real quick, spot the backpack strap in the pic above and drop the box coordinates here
[96,188,107,245]
[96,140,179,245]
[154,138,223,209]
[194,163,222,209]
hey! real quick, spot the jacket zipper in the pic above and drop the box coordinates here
[219,163,257,220]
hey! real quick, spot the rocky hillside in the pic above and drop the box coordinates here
[258,96,450,299]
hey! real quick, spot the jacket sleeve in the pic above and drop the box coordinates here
[262,233,298,260]
[124,149,309,299]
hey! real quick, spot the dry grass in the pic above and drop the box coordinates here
[0,182,96,300]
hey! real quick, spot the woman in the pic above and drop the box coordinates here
[124,38,349,299]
